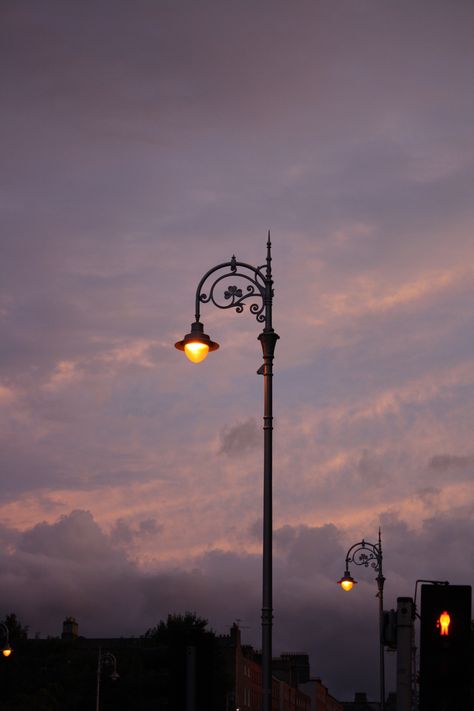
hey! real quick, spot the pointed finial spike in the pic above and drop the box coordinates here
[266,231,272,278]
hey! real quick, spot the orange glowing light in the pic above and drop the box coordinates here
[337,573,357,591]
[184,342,210,363]
[2,648,12,657]
[437,610,451,636]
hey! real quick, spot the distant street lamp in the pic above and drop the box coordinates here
[96,648,119,711]
[175,234,279,711]
[0,623,12,657]
[337,530,385,711]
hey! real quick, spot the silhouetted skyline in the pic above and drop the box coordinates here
[1,0,474,700]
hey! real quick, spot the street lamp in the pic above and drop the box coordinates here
[0,623,12,657]
[96,648,119,711]
[337,529,385,711]
[337,571,357,592]
[175,233,279,711]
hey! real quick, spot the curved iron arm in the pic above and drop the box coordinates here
[413,579,449,619]
[193,235,275,333]
[345,538,383,575]
[0,623,11,652]
[0,623,9,641]
[101,651,117,667]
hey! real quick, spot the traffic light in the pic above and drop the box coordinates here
[419,584,471,710]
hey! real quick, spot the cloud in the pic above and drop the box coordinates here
[219,418,260,455]
[111,516,163,547]
[414,487,441,505]
[18,510,119,563]
[1,508,473,701]
[356,449,385,487]
[428,454,474,473]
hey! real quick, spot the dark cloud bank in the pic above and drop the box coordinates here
[1,508,473,700]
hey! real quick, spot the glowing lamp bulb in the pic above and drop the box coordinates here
[337,572,356,591]
[2,648,12,657]
[184,341,210,363]
[175,321,218,361]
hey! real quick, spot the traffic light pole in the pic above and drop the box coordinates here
[376,560,386,711]
[395,597,414,711]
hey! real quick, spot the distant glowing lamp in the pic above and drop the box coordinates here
[175,321,219,363]
[437,610,451,636]
[338,571,357,592]
[0,623,11,658]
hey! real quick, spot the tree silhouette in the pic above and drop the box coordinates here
[0,613,28,643]
[144,612,229,710]
[144,611,211,643]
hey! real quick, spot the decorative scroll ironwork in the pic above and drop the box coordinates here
[346,540,382,572]
[197,260,267,323]
[224,285,243,300]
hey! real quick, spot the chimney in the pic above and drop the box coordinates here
[230,622,242,649]
[62,617,78,640]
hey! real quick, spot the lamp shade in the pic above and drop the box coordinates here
[175,321,219,363]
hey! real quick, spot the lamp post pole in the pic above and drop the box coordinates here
[96,647,103,711]
[337,530,385,711]
[175,233,279,711]
[96,648,119,711]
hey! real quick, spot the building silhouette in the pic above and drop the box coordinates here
[0,616,343,711]
[220,622,342,711]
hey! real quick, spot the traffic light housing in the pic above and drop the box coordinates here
[419,584,472,710]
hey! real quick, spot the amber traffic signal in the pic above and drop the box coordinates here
[419,584,471,711]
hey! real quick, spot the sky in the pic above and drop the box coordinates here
[1,0,474,701]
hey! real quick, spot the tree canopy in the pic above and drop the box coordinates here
[0,613,29,643]
[144,611,212,643]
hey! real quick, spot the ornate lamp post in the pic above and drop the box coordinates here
[0,623,12,657]
[175,233,279,711]
[337,530,385,711]
[96,648,119,711]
